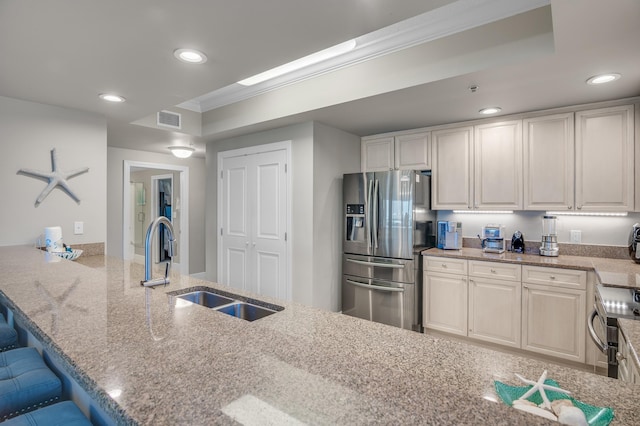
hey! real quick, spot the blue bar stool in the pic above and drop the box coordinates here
[0,313,18,352]
[0,347,62,421]
[2,401,92,426]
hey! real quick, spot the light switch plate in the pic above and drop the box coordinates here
[74,221,84,235]
[570,230,581,244]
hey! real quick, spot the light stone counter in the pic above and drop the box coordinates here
[1,246,639,425]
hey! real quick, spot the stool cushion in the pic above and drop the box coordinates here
[0,314,18,351]
[2,401,92,426]
[0,347,62,420]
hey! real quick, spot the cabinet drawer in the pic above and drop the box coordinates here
[522,265,586,290]
[424,256,467,275]
[469,260,521,281]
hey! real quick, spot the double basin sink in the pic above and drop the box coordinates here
[170,287,283,321]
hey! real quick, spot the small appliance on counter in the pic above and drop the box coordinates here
[540,215,559,257]
[479,224,505,253]
[511,231,525,253]
[628,223,640,263]
[437,221,462,250]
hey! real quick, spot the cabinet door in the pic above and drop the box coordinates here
[522,284,586,362]
[423,271,467,336]
[523,113,575,210]
[395,132,431,170]
[361,137,394,172]
[575,105,634,211]
[468,277,521,348]
[474,120,523,210]
[431,126,473,210]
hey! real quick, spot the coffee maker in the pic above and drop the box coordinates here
[437,221,462,250]
[540,215,559,257]
[628,223,640,263]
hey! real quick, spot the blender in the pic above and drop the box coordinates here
[540,215,559,257]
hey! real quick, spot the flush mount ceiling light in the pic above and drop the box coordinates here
[237,39,357,86]
[168,146,195,158]
[99,93,125,103]
[479,107,502,115]
[586,73,621,85]
[174,48,208,64]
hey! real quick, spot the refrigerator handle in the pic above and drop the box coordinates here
[373,179,379,249]
[366,179,373,249]
[346,258,405,269]
[345,279,405,293]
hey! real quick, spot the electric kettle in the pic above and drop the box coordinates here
[628,223,640,263]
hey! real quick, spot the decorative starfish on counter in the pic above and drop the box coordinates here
[515,370,571,409]
[17,148,89,206]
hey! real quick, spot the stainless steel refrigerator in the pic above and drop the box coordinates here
[342,170,436,331]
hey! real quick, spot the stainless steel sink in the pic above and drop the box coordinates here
[177,291,234,308]
[215,302,277,321]
[169,287,282,322]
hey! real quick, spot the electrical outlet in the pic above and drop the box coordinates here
[570,230,581,244]
[74,221,84,235]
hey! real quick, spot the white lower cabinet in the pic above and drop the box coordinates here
[423,271,468,336]
[468,276,521,348]
[424,256,590,364]
[618,329,639,384]
[522,283,586,363]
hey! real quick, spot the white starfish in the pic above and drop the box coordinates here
[515,370,571,410]
[18,148,89,206]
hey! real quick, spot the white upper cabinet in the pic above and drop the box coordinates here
[395,132,431,170]
[431,126,473,210]
[361,132,431,172]
[575,105,634,211]
[474,120,523,210]
[361,137,394,172]
[523,113,575,210]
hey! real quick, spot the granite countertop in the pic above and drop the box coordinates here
[1,246,639,425]
[618,319,640,376]
[423,247,640,289]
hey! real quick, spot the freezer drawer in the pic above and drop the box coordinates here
[342,275,417,330]
[343,254,415,284]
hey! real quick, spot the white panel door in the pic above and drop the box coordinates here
[253,149,287,299]
[221,148,288,299]
[221,156,249,291]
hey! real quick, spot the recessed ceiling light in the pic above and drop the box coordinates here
[479,107,502,115]
[586,73,621,85]
[174,48,207,64]
[99,93,125,103]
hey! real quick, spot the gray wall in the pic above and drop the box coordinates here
[107,147,206,273]
[206,121,359,310]
[0,96,107,247]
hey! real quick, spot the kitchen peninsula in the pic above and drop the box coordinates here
[1,246,638,425]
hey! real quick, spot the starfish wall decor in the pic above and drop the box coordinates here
[17,148,89,207]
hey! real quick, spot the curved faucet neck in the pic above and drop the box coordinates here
[141,216,176,287]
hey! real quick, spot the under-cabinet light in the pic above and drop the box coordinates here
[453,210,513,214]
[546,211,628,217]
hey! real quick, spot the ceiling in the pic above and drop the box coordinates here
[2,0,639,158]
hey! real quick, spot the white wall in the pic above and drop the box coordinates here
[437,210,640,246]
[107,147,206,273]
[312,123,360,311]
[206,121,360,310]
[0,96,107,247]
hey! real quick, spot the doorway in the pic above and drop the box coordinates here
[217,141,292,301]
[123,161,189,275]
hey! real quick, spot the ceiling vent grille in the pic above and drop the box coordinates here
[157,110,181,129]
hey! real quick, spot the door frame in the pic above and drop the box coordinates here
[217,141,292,300]
[123,161,189,275]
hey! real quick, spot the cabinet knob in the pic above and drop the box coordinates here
[442,263,447,268]
[616,352,626,362]
[491,269,496,273]
[549,276,556,280]
[577,206,582,210]
[568,206,572,210]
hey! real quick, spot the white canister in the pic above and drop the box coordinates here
[44,226,64,252]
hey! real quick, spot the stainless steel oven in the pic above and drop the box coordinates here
[588,285,640,378]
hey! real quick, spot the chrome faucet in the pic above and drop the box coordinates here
[141,216,176,287]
